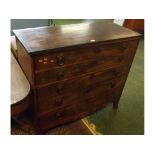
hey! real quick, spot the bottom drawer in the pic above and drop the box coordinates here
[37,104,81,129]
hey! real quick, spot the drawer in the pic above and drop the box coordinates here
[37,104,79,129]
[33,40,135,72]
[37,93,85,116]
[85,76,126,99]
[85,65,128,86]
[35,55,129,86]
[36,75,86,101]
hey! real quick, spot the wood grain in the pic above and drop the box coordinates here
[11,36,18,58]
[16,39,35,87]
[11,53,30,104]
[13,22,141,55]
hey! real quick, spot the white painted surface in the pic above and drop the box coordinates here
[113,19,125,26]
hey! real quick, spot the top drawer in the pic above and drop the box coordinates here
[33,40,136,72]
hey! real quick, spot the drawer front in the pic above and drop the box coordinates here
[33,40,136,72]
[75,86,124,114]
[85,76,126,100]
[35,54,128,86]
[84,65,128,88]
[36,67,128,115]
[37,104,81,129]
[37,92,85,116]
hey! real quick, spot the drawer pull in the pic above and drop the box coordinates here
[56,84,64,94]
[57,70,65,80]
[50,59,54,63]
[56,54,65,66]
[38,59,43,63]
[55,97,63,106]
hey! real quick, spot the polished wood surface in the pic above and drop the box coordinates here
[14,22,141,132]
[16,39,35,86]
[11,52,30,116]
[11,53,30,104]
[13,22,141,54]
[11,36,18,58]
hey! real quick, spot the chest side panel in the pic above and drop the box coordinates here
[16,39,35,87]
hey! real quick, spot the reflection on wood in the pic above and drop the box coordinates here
[11,36,18,58]
[11,52,30,116]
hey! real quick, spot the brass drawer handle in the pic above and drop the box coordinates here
[55,97,63,106]
[38,59,43,63]
[56,84,64,94]
[57,70,65,80]
[56,54,65,66]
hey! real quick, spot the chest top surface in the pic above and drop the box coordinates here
[13,22,141,55]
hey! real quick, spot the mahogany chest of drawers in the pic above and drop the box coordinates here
[13,22,141,132]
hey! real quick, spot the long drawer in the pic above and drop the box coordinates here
[36,67,128,115]
[33,40,136,72]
